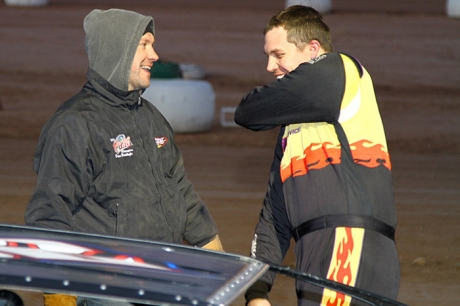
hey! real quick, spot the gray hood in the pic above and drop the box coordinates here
[84,9,155,91]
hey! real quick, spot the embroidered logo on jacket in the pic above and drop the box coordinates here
[155,136,168,148]
[308,54,326,64]
[110,134,133,158]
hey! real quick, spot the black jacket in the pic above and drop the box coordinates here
[25,9,217,246]
[25,69,218,246]
[25,70,217,245]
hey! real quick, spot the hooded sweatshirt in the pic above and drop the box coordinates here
[84,9,154,91]
[25,9,218,247]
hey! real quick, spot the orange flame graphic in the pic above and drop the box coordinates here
[351,140,391,170]
[326,227,354,306]
[281,142,341,182]
[281,139,391,182]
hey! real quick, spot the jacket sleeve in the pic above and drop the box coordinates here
[250,128,292,285]
[234,53,345,131]
[169,141,218,247]
[25,115,94,230]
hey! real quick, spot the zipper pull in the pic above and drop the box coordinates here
[138,90,142,105]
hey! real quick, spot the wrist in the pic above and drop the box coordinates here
[245,280,271,304]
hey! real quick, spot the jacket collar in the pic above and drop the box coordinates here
[85,67,143,107]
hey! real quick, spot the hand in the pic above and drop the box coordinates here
[247,298,271,306]
[201,235,224,252]
[43,293,77,306]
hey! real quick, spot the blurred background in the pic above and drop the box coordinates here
[0,0,459,305]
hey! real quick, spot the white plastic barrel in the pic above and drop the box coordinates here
[4,0,48,6]
[285,0,332,14]
[143,79,216,133]
[447,0,460,18]
[179,63,206,80]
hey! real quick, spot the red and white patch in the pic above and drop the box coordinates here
[155,136,168,148]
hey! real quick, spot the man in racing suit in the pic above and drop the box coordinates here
[25,8,223,306]
[234,5,400,306]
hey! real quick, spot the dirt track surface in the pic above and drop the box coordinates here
[0,1,459,305]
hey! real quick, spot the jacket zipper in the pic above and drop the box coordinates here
[114,202,119,236]
[128,105,175,236]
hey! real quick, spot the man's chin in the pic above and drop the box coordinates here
[141,80,151,90]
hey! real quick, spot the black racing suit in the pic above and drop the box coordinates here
[235,52,400,305]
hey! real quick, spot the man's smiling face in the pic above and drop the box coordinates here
[128,32,159,91]
[264,26,312,78]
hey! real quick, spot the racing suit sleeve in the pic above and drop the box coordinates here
[234,53,344,131]
[25,115,94,230]
[168,140,219,248]
[245,128,292,301]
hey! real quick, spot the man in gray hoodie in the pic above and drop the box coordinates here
[25,8,223,306]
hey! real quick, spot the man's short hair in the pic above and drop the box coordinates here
[264,5,333,52]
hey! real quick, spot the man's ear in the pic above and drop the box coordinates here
[306,40,323,59]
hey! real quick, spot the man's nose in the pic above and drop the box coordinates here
[149,48,160,61]
[266,57,277,73]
